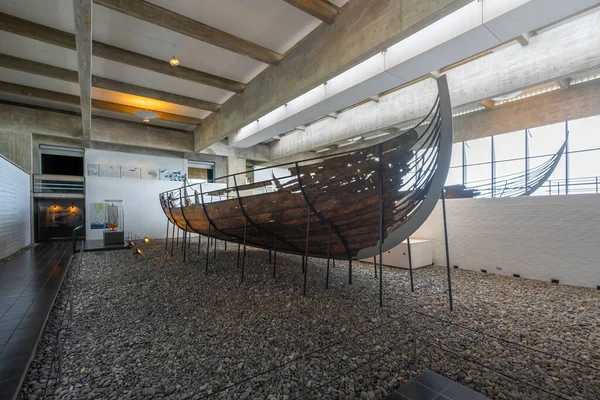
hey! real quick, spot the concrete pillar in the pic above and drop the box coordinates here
[227,156,246,188]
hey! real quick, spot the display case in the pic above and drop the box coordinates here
[103,199,125,244]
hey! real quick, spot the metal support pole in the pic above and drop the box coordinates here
[237,241,241,269]
[165,219,169,251]
[441,189,453,311]
[269,249,272,264]
[565,121,570,195]
[378,143,384,307]
[224,241,227,251]
[303,206,310,296]
[213,238,217,260]
[183,224,187,262]
[241,219,247,282]
[176,225,179,248]
[325,224,331,289]
[170,221,176,257]
[373,256,377,278]
[205,225,211,273]
[407,237,414,292]
[272,237,277,279]
[348,259,352,285]
[197,233,201,255]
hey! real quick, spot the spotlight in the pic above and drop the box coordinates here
[143,237,149,243]
[133,248,142,256]
[128,241,135,248]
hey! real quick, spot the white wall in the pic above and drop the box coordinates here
[0,155,31,258]
[85,149,186,240]
[412,194,600,288]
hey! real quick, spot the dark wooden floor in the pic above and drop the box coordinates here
[0,241,73,400]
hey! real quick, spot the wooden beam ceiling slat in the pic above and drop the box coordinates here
[94,0,283,65]
[0,54,221,112]
[281,0,340,24]
[0,12,246,94]
[0,81,202,125]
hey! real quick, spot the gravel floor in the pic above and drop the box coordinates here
[20,239,599,400]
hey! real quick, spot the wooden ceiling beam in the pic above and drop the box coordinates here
[0,12,245,93]
[0,81,202,125]
[0,54,221,112]
[281,0,340,24]
[94,0,283,65]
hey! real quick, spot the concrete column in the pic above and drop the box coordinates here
[227,156,246,188]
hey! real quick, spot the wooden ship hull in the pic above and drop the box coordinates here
[160,76,454,261]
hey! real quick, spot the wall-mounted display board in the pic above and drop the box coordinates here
[160,169,185,182]
[98,164,121,178]
[121,166,141,179]
[142,168,159,180]
[90,203,106,230]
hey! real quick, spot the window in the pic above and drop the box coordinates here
[495,131,525,161]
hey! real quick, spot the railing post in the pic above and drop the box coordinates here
[441,188,453,311]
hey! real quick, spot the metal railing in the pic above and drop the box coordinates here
[539,175,600,195]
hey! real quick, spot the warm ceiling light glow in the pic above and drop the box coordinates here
[143,116,150,123]
[170,56,180,66]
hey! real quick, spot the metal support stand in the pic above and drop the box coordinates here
[213,238,217,260]
[176,226,179,248]
[237,241,241,269]
[170,222,176,257]
[165,219,169,251]
[373,256,377,278]
[205,225,211,274]
[269,249,272,264]
[272,237,277,279]
[325,224,331,289]
[407,237,414,292]
[303,206,310,296]
[378,143,384,307]
[183,224,187,262]
[441,189,453,311]
[224,241,227,251]
[241,219,247,282]
[348,259,352,285]
[198,233,201,255]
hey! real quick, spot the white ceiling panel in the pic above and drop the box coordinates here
[0,0,75,33]
[0,31,79,70]
[91,56,234,104]
[93,4,267,83]
[147,0,336,54]
[0,67,80,95]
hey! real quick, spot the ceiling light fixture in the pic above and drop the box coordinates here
[170,44,180,66]
[347,136,362,142]
[315,148,331,153]
[134,100,158,124]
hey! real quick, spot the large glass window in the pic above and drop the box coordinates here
[443,117,600,197]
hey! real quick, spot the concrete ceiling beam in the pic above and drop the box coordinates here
[281,0,340,24]
[0,54,221,112]
[268,7,600,159]
[73,0,93,146]
[194,0,475,151]
[94,0,282,65]
[0,81,203,125]
[0,12,245,93]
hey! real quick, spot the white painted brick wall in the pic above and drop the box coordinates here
[0,155,31,259]
[412,194,600,288]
